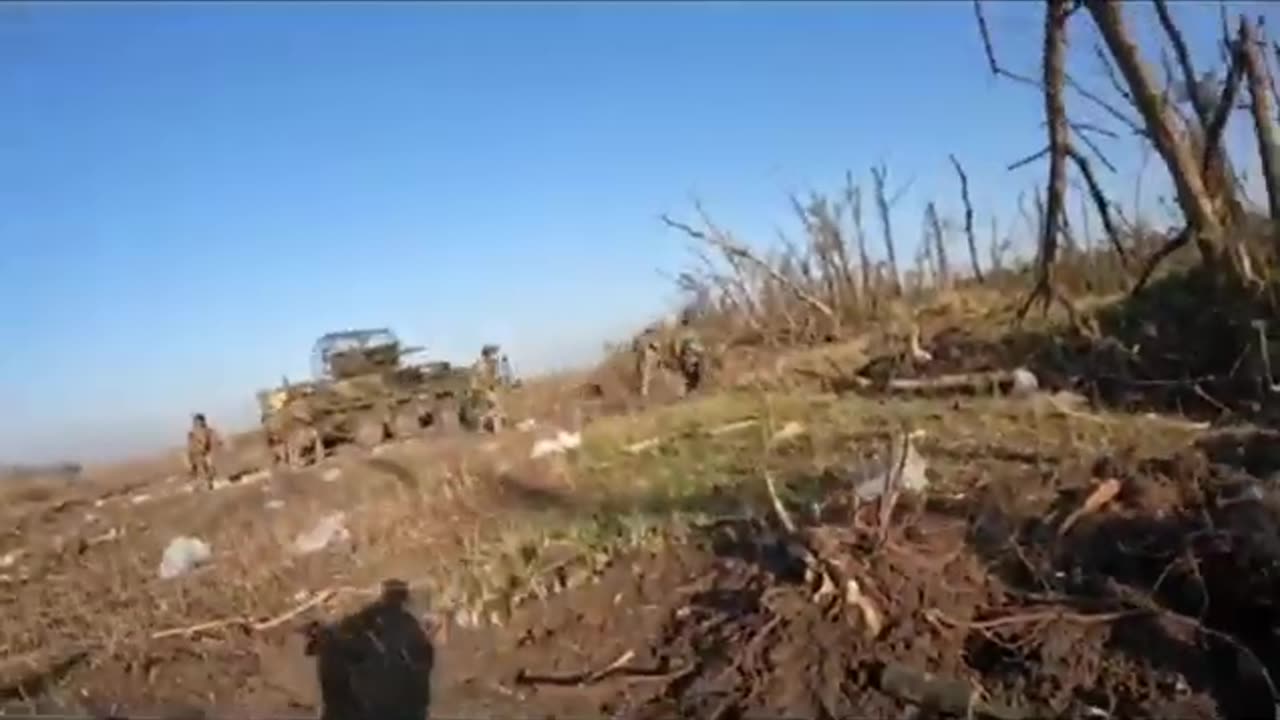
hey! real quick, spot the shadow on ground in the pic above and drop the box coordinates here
[305,578,434,720]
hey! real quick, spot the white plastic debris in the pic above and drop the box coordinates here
[1010,367,1039,397]
[291,512,351,555]
[130,493,153,505]
[516,418,538,432]
[530,430,583,459]
[158,536,212,579]
[855,436,931,501]
[321,467,343,483]
[0,549,26,569]
[265,499,286,510]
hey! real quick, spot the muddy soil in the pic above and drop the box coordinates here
[432,439,1280,720]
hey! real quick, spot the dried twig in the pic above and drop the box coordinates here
[152,588,340,640]
[1058,478,1124,535]
[661,212,838,324]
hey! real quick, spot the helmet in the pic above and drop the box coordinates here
[481,344,499,358]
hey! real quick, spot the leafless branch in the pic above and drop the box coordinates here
[948,154,985,283]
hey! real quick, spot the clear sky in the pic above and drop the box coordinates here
[1,1,1272,464]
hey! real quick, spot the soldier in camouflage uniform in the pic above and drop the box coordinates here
[633,327,661,399]
[265,411,324,469]
[469,344,506,432]
[672,312,706,395]
[186,413,222,489]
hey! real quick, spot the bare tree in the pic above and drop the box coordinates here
[949,154,985,282]
[870,163,908,296]
[1240,15,1280,221]
[924,202,951,288]
[845,173,874,300]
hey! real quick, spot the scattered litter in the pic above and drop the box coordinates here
[210,478,232,491]
[1009,367,1039,397]
[516,418,538,432]
[321,467,343,483]
[292,512,351,555]
[530,430,583,459]
[371,444,391,457]
[265,499,286,510]
[82,513,100,524]
[93,499,106,508]
[855,434,930,501]
[130,493,153,505]
[0,549,26,569]
[293,590,310,602]
[770,421,806,445]
[158,536,212,579]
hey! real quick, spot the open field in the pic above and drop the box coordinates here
[7,1,1280,716]
[4,285,1280,719]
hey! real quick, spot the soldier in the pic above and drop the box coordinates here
[186,413,222,489]
[265,411,324,469]
[672,311,706,395]
[469,344,505,432]
[633,326,661,399]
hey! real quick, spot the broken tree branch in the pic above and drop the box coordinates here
[1066,145,1128,268]
[661,212,838,324]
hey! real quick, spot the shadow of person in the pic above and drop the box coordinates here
[304,578,434,720]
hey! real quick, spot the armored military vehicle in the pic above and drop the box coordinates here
[256,328,473,457]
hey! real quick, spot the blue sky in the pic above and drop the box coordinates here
[1,1,1273,463]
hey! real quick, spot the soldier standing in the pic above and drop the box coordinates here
[469,344,505,432]
[672,312,706,395]
[633,327,661,399]
[186,413,222,489]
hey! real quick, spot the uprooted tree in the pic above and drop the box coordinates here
[975,0,1280,314]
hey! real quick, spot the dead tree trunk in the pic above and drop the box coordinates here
[1085,0,1228,267]
[846,175,873,301]
[948,155,984,283]
[1026,0,1071,316]
[1240,16,1280,221]
[925,202,951,288]
[871,164,902,296]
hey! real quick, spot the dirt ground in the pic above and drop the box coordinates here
[5,303,1280,719]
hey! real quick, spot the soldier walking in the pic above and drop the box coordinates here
[673,312,706,395]
[186,413,222,489]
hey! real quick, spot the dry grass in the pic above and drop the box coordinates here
[0,336,1219,703]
